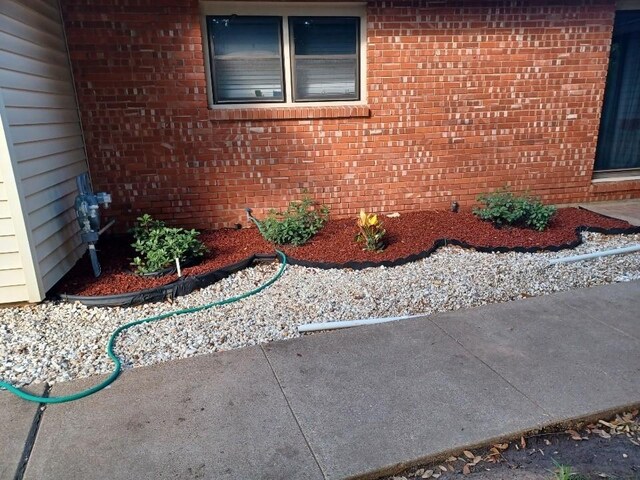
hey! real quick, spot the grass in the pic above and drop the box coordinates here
[550,460,587,480]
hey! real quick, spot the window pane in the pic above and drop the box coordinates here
[290,17,359,101]
[294,58,357,100]
[595,11,640,171]
[291,17,358,55]
[211,17,281,57]
[209,16,284,103]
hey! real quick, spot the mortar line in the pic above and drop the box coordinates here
[259,345,327,480]
[428,318,553,419]
[14,384,50,480]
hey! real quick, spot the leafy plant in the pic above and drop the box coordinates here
[130,214,207,274]
[550,459,586,480]
[355,209,386,251]
[473,187,557,231]
[258,195,329,246]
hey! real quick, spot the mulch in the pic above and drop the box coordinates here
[53,207,637,297]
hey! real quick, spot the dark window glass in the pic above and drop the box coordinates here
[208,16,284,103]
[595,10,640,171]
[289,17,359,101]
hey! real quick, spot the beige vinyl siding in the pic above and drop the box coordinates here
[0,0,87,302]
[0,155,31,302]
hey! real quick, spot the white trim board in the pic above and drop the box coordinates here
[199,1,368,108]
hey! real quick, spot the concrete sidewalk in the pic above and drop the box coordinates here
[581,199,640,226]
[1,281,639,480]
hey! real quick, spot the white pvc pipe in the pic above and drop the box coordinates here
[298,314,424,333]
[98,219,116,236]
[549,244,640,265]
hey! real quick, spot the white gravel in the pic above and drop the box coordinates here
[1,231,639,387]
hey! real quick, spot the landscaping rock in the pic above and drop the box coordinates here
[1,232,639,387]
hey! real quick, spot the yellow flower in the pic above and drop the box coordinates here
[368,214,378,226]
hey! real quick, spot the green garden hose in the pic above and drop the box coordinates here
[0,250,287,404]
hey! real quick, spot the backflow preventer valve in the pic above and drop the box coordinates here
[74,173,113,277]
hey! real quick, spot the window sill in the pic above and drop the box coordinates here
[591,168,640,183]
[592,173,640,183]
[591,174,640,193]
[207,104,371,121]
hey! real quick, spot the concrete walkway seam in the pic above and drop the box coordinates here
[259,345,328,480]
[13,385,50,480]
[426,317,554,420]
[562,300,640,343]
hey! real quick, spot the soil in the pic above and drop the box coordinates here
[382,412,640,480]
[53,207,637,297]
[441,434,638,479]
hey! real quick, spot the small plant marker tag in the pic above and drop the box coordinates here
[175,257,182,277]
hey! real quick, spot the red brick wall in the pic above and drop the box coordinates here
[61,0,640,230]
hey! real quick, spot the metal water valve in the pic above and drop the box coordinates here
[74,173,114,276]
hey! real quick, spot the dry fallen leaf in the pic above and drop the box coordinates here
[463,450,475,459]
[566,429,583,441]
[446,456,457,463]
[462,464,471,475]
[520,436,526,449]
[544,439,551,446]
[414,468,424,476]
[421,469,433,479]
[599,420,616,429]
[438,465,447,472]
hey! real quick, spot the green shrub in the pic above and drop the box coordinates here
[130,214,207,274]
[258,195,329,246]
[473,188,557,231]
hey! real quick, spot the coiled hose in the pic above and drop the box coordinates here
[0,250,287,404]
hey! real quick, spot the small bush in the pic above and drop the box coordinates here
[258,195,329,246]
[355,209,386,251]
[473,188,556,231]
[130,214,207,274]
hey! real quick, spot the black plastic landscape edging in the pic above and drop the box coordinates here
[58,253,277,307]
[58,222,640,308]
[289,224,640,270]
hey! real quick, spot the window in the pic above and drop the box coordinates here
[207,16,285,103]
[594,9,640,174]
[202,3,366,107]
[289,17,359,101]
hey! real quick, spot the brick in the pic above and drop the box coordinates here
[60,0,638,230]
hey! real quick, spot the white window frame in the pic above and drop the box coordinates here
[200,1,368,108]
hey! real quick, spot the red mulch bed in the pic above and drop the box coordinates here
[54,208,636,297]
